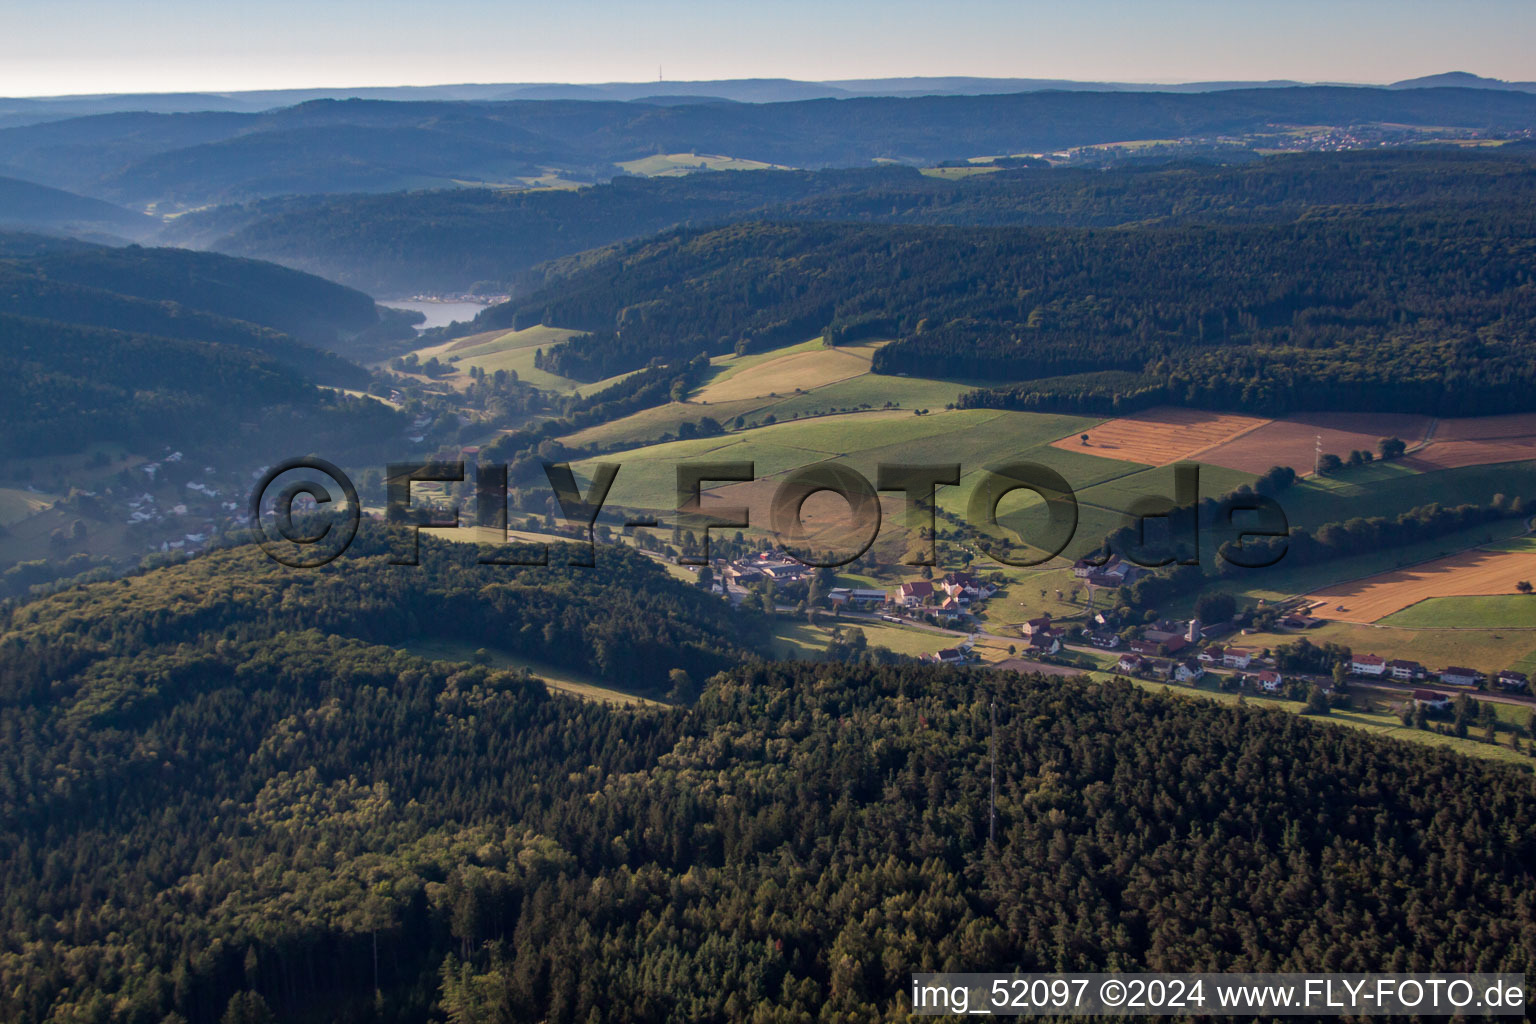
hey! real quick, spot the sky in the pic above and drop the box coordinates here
[1,0,1533,97]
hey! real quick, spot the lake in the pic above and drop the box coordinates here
[382,300,489,330]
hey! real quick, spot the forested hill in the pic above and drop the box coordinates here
[3,86,1535,207]
[1,537,1533,1021]
[475,202,1536,417]
[170,149,1536,295]
[14,240,403,353]
[163,167,922,295]
[0,174,153,238]
[0,234,421,454]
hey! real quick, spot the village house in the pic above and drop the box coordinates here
[1350,654,1387,677]
[893,580,935,608]
[939,572,995,600]
[1198,645,1224,665]
[933,647,967,666]
[1439,666,1482,688]
[1020,614,1054,637]
[1255,670,1284,693]
[1413,690,1453,711]
[935,596,966,621]
[1087,632,1121,649]
[1222,647,1254,670]
[1174,659,1205,683]
[1072,553,1119,578]
[1387,659,1426,681]
[1495,670,1530,693]
[1116,653,1145,674]
[1027,634,1062,656]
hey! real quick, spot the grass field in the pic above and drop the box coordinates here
[407,325,638,396]
[919,165,1005,179]
[1380,595,1536,629]
[694,337,826,392]
[1111,675,1533,767]
[769,618,953,660]
[1280,460,1536,531]
[0,486,56,527]
[581,407,1122,532]
[617,152,790,176]
[399,638,664,706]
[560,338,970,449]
[694,340,881,403]
[1233,620,1536,676]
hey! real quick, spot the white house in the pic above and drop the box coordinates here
[1439,666,1481,687]
[1350,654,1387,677]
[1222,647,1254,670]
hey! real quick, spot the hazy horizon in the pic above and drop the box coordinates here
[2,0,1533,99]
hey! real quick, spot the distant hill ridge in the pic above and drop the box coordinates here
[3,85,1534,209]
[2,70,1531,122]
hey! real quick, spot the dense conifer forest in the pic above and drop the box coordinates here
[470,199,1536,415]
[182,150,1536,295]
[2,533,1534,1022]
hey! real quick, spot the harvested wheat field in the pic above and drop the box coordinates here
[1303,546,1536,623]
[1199,412,1433,476]
[695,343,880,403]
[1052,407,1269,466]
[1404,413,1536,471]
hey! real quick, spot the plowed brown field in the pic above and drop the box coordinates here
[1404,413,1536,470]
[1200,412,1433,476]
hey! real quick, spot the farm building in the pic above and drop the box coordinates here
[1439,667,1482,687]
[1413,690,1453,711]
